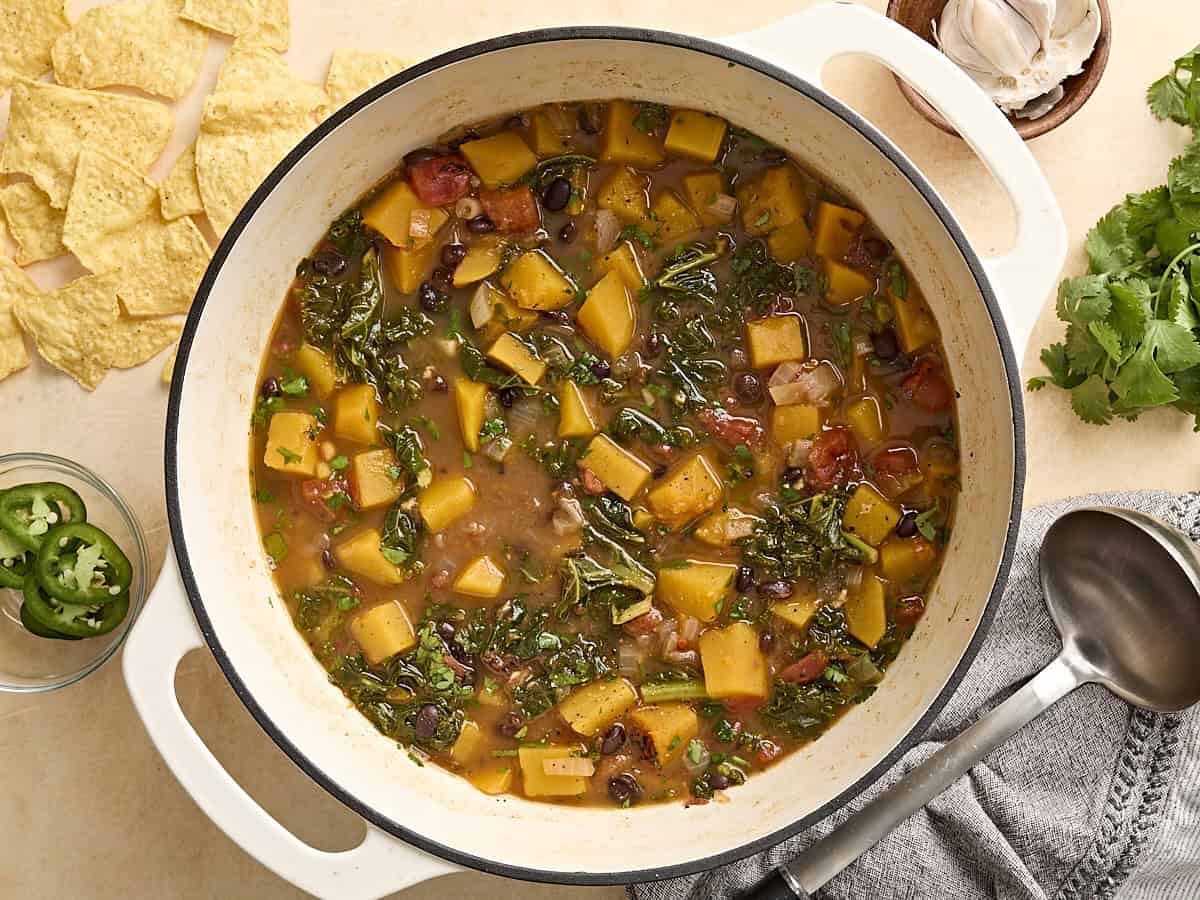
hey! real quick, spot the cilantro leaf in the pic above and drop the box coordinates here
[1070,374,1113,425]
[1088,321,1125,363]
[1056,274,1111,325]
[1107,279,1152,346]
[1124,187,1173,248]
[1148,73,1189,125]
[1086,207,1136,273]
[1145,319,1200,373]
[1111,343,1179,411]
[1065,322,1106,374]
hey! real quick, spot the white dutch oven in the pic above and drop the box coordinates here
[123,4,1066,898]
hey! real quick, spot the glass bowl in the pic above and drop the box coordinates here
[0,453,149,692]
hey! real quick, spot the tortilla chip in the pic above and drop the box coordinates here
[116,218,212,316]
[322,49,408,117]
[0,182,67,265]
[93,316,184,369]
[0,0,69,87]
[161,343,178,384]
[12,272,122,390]
[211,39,322,106]
[0,79,172,209]
[180,0,289,51]
[0,258,36,381]
[161,144,205,220]
[51,0,208,100]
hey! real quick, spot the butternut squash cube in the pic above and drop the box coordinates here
[693,509,762,547]
[699,622,769,699]
[737,165,807,236]
[767,220,813,264]
[664,110,727,162]
[451,720,486,766]
[264,411,319,476]
[599,99,665,167]
[845,396,885,444]
[336,529,405,586]
[880,536,938,583]
[770,405,822,445]
[771,595,820,630]
[630,704,698,766]
[453,554,506,600]
[363,180,446,248]
[459,131,537,187]
[746,315,806,368]
[557,678,637,736]
[593,241,645,290]
[349,448,404,510]
[475,287,539,345]
[332,383,379,445]
[577,270,636,358]
[469,763,515,795]
[453,236,504,287]
[632,506,655,531]
[842,483,901,547]
[292,343,337,399]
[519,745,589,797]
[890,279,940,353]
[487,332,546,385]
[656,560,737,623]
[500,250,576,310]
[349,600,416,664]
[384,242,435,294]
[454,377,489,452]
[645,452,723,530]
[813,201,865,261]
[649,190,701,245]
[845,575,886,648]
[681,170,729,227]
[582,435,652,501]
[597,166,650,224]
[558,381,598,438]
[531,109,570,156]
[418,475,478,533]
[825,260,874,305]
[476,678,507,708]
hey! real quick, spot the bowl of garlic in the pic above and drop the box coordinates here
[887,0,1110,139]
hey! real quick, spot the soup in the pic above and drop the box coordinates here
[249,100,959,807]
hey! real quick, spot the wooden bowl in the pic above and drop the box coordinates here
[885,0,1111,140]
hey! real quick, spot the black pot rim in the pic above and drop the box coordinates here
[164,24,1025,887]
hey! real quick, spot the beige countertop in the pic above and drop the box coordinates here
[1,1,1196,897]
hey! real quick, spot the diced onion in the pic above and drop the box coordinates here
[455,197,482,219]
[507,397,541,436]
[852,332,874,358]
[594,209,620,254]
[683,742,711,773]
[769,361,842,407]
[544,757,596,777]
[483,435,513,462]
[844,565,864,589]
[680,616,701,644]
[769,360,806,388]
[664,649,699,668]
[618,640,645,676]
[707,193,737,221]
[551,497,585,536]
[785,439,812,468]
[470,284,497,328]
[847,653,883,684]
[409,209,434,241]
[541,339,571,369]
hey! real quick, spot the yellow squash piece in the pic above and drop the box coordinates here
[693,509,762,547]
[530,109,571,156]
[599,99,665,167]
[770,405,822,445]
[349,600,416,664]
[645,452,723,530]
[519,745,590,798]
[453,554,507,600]
[577,270,636,358]
[656,560,737,623]
[450,720,486,766]
[454,377,489,452]
[845,396,885,444]
[418,475,478,533]
[771,595,820,630]
[737,165,807,236]
[842,483,901,546]
[582,435,652,501]
[384,242,435,294]
[469,763,516,795]
[558,381,598,438]
[557,678,638,736]
[597,166,650,224]
[746,315,807,368]
[487,332,546,385]
[890,277,940,353]
[336,529,406,586]
[264,411,319,476]
[699,621,769,699]
[649,190,701,245]
[453,236,504,287]
[500,250,576,310]
[681,170,729,226]
[350,448,404,510]
[332,383,380,445]
[845,575,887,648]
[825,260,874,305]
[459,131,537,187]
[767,220,813,264]
[593,241,645,290]
[363,181,447,248]
[474,286,539,345]
[292,343,337,398]
[813,201,866,261]
[664,110,727,162]
[880,536,938,583]
[630,704,698,766]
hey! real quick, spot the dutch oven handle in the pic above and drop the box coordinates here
[728,0,1068,363]
[123,549,459,900]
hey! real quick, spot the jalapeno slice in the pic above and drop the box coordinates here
[22,570,129,638]
[0,528,28,589]
[0,483,88,552]
[34,522,132,606]
[19,598,82,641]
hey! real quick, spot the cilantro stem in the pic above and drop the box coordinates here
[1153,239,1200,317]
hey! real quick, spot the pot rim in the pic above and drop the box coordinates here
[163,24,1025,885]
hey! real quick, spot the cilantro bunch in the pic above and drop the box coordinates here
[1029,48,1200,427]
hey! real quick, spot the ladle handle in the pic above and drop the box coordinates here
[746,654,1084,899]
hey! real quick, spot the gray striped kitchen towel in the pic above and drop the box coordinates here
[631,491,1200,900]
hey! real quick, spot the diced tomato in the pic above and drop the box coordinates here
[871,445,923,498]
[697,407,766,450]
[726,696,765,715]
[580,467,606,495]
[902,358,954,412]
[479,185,541,233]
[778,650,829,684]
[407,155,472,206]
[299,476,350,522]
[806,427,858,489]
[622,606,663,636]
[894,596,926,626]
[755,740,782,764]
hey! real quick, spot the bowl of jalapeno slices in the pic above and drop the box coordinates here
[0,454,149,692]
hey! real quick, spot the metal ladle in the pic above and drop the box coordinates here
[745,507,1200,900]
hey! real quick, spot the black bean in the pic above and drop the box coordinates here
[321,549,335,570]
[599,723,626,755]
[446,129,478,151]
[734,372,764,405]
[782,466,805,484]
[542,177,572,212]
[736,565,756,593]
[643,332,666,358]
[862,237,890,260]
[431,266,453,292]
[437,620,456,645]
[403,147,440,167]
[260,376,281,399]
[312,249,347,277]
[431,374,449,393]
[559,221,577,243]
[505,113,529,130]
[759,630,776,652]
[499,386,520,408]
[871,328,899,361]
[413,704,441,739]
[418,282,447,312]
[467,215,495,234]
[758,580,794,600]
[441,243,466,268]
[608,773,642,805]
[589,358,611,380]
[578,105,602,134]
[652,464,668,480]
[541,309,570,326]
[896,511,918,539]
[497,713,523,738]
[708,772,731,791]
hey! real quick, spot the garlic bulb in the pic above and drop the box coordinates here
[935,0,1102,119]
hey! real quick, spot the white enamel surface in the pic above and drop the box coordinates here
[129,10,1048,887]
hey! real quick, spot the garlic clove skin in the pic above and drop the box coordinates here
[1007,0,1056,44]
[934,0,998,74]
[1051,0,1089,37]
[1013,85,1065,119]
[957,0,1042,77]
